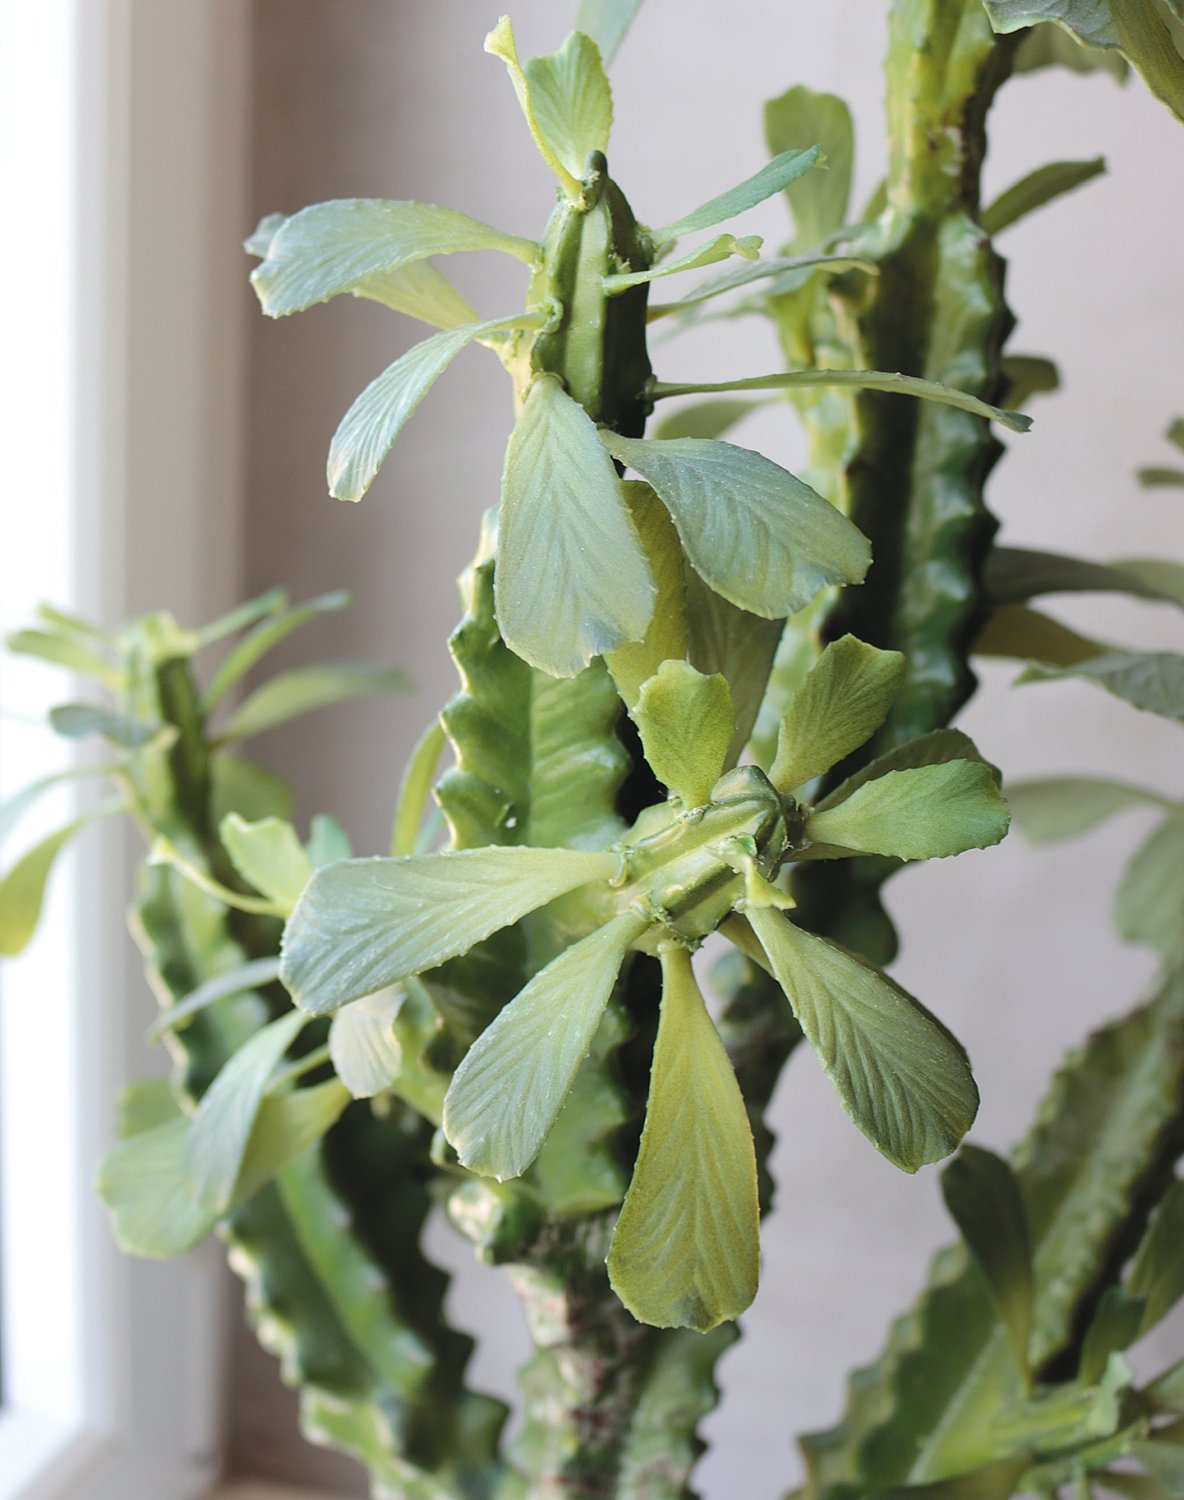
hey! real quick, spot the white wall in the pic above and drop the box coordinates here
[241,3,1184,1495]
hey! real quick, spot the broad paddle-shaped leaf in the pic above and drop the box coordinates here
[601,433,869,619]
[805,763,1011,860]
[220,814,315,914]
[747,907,978,1171]
[443,910,648,1179]
[329,990,404,1099]
[498,376,656,676]
[607,946,760,1332]
[634,662,734,807]
[281,845,620,1015]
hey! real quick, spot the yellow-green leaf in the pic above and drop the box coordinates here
[604,482,689,709]
[634,661,734,807]
[805,762,1011,861]
[524,31,613,182]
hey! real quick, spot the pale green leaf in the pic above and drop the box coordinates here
[652,399,766,441]
[1001,354,1060,407]
[391,720,446,857]
[250,198,536,317]
[523,31,613,182]
[148,836,287,918]
[217,662,407,743]
[634,662,734,807]
[604,234,762,294]
[764,87,854,246]
[941,1145,1034,1376]
[195,586,287,646]
[351,258,479,330]
[220,813,314,913]
[232,1078,351,1202]
[1114,814,1184,956]
[146,956,281,1044]
[184,1009,307,1213]
[1128,1181,1184,1335]
[983,0,1184,124]
[485,18,582,197]
[328,315,539,502]
[1019,650,1184,721]
[601,433,869,619]
[497,375,655,677]
[653,147,821,241]
[770,635,906,793]
[243,211,287,257]
[604,482,688,710]
[813,728,994,812]
[118,1079,182,1138]
[575,0,644,62]
[1013,20,1131,76]
[1112,557,1184,608]
[442,910,647,1179]
[0,764,117,853]
[98,1118,217,1259]
[0,801,121,956]
[748,908,978,1171]
[1148,1361,1184,1415]
[305,814,350,867]
[650,369,1031,433]
[6,629,122,688]
[203,590,350,708]
[648,252,875,321]
[684,570,784,769]
[975,604,1108,665]
[982,157,1106,235]
[210,753,294,827]
[49,703,165,748]
[804,762,1011,860]
[1007,776,1166,844]
[329,990,403,1098]
[984,547,1184,610]
[281,845,620,1015]
[607,945,759,1332]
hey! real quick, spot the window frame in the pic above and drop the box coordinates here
[0,3,252,1496]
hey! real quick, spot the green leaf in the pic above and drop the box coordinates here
[575,0,644,62]
[49,702,165,748]
[770,635,906,793]
[1013,20,1131,76]
[6,628,122,688]
[220,813,315,914]
[601,432,870,619]
[1001,354,1060,407]
[1114,814,1184,957]
[1112,557,1184,608]
[195,586,287,646]
[941,1146,1033,1377]
[329,990,403,1099]
[210,753,294,826]
[328,315,540,503]
[604,482,689,710]
[1148,1361,1184,1415]
[975,604,1108,666]
[607,945,759,1332]
[442,910,647,1179]
[497,375,655,677]
[652,147,821,241]
[231,1077,351,1202]
[648,252,876,322]
[485,19,590,198]
[281,846,620,1016]
[1018,651,1184,721]
[305,814,351,868]
[243,211,287,257]
[982,0,1184,123]
[523,31,613,183]
[392,719,447,856]
[250,198,536,317]
[634,662,734,807]
[118,1078,182,1138]
[350,258,480,331]
[876,1457,1034,1500]
[604,233,762,293]
[217,661,407,743]
[0,764,117,852]
[764,87,854,246]
[1127,1181,1184,1334]
[0,801,122,956]
[98,1117,217,1258]
[1006,776,1167,844]
[203,590,351,708]
[146,956,282,1044]
[184,1009,307,1213]
[650,369,1031,433]
[813,729,994,812]
[1133,1423,1184,1498]
[684,570,784,770]
[981,157,1106,235]
[747,908,978,1171]
[1079,1285,1147,1384]
[652,399,766,441]
[804,762,1011,861]
[984,547,1184,610]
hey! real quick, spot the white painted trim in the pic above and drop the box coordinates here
[0,2,252,1497]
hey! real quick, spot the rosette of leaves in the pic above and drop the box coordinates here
[246,16,1027,682]
[282,635,1010,1332]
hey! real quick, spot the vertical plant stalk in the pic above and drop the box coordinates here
[791,0,1021,961]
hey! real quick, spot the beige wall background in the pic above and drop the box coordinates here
[234,3,1184,1494]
